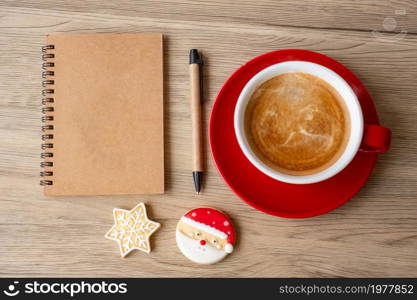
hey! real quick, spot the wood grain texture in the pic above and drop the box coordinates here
[0,0,416,277]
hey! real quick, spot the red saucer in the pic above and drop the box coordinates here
[209,49,380,218]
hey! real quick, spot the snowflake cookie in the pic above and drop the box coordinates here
[105,203,160,257]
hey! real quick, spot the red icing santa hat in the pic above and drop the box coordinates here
[181,207,235,253]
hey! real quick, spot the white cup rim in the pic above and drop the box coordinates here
[234,61,363,184]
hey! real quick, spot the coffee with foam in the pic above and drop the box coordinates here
[244,72,350,175]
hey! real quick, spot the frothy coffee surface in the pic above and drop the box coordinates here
[245,72,349,175]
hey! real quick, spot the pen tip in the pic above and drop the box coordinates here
[193,171,202,195]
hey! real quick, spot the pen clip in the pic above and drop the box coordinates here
[199,57,204,104]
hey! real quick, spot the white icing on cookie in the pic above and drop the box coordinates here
[176,230,227,265]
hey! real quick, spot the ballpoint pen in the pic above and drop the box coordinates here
[189,49,204,194]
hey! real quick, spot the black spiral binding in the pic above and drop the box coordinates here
[40,44,55,186]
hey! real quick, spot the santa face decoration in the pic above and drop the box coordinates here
[176,207,235,264]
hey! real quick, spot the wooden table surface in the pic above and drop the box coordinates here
[1,0,417,277]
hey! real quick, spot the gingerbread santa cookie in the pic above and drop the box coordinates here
[176,207,235,264]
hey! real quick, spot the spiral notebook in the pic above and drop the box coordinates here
[41,33,164,196]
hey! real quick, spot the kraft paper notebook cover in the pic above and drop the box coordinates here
[41,33,164,195]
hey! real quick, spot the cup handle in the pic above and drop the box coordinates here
[359,124,391,153]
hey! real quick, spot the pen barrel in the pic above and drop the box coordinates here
[190,64,203,172]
